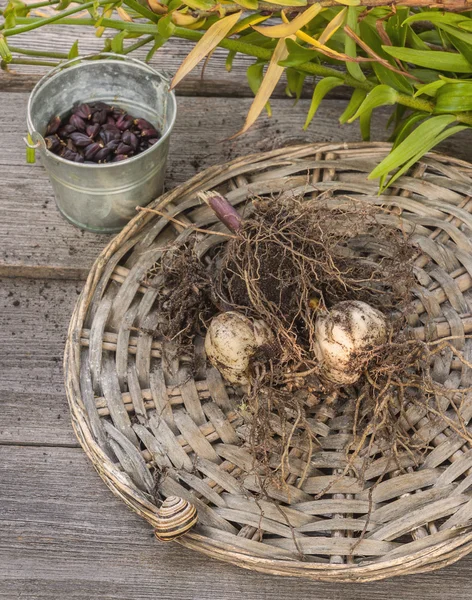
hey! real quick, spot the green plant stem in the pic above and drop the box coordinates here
[8,57,60,66]
[122,0,159,23]
[2,0,115,37]
[123,34,155,54]
[9,45,69,58]
[6,15,472,126]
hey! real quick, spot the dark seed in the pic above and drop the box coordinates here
[148,138,159,146]
[60,148,78,161]
[92,109,108,125]
[69,132,93,148]
[66,139,77,152]
[84,142,102,160]
[45,135,61,152]
[74,154,85,163]
[91,101,111,111]
[105,139,121,152]
[102,124,120,134]
[140,128,159,138]
[116,114,134,131]
[122,131,139,151]
[94,147,113,162]
[59,123,76,136]
[100,129,120,145]
[69,114,86,132]
[106,116,116,125]
[86,123,100,138]
[116,143,132,155]
[113,154,128,162]
[74,103,92,120]
[134,118,153,131]
[46,115,62,135]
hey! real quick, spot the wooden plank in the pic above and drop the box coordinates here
[3,90,472,278]
[1,27,302,98]
[0,277,81,397]
[2,444,472,599]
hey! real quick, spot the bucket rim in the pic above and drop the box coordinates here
[26,53,177,170]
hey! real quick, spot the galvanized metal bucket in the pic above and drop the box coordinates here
[26,53,177,233]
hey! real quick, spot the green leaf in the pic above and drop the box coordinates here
[383,46,472,73]
[348,84,398,122]
[445,32,472,68]
[303,76,344,129]
[390,111,427,147]
[226,50,236,72]
[385,8,408,48]
[279,39,317,68]
[380,124,467,190]
[26,133,36,164]
[111,30,127,53]
[157,13,176,38]
[406,26,430,51]
[369,115,458,180]
[339,88,367,124]
[458,20,472,32]
[68,39,79,60]
[286,68,305,101]
[358,22,413,94]
[409,69,441,84]
[344,6,365,81]
[0,34,12,63]
[434,82,472,113]
[146,34,166,62]
[246,62,271,116]
[414,79,445,98]
[359,109,372,141]
[404,12,468,27]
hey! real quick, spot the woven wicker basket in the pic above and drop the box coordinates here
[65,142,472,582]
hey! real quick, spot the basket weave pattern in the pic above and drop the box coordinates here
[65,143,472,582]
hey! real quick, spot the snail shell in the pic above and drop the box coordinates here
[154,496,198,542]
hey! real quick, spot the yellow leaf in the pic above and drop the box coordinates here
[147,0,168,15]
[172,11,201,26]
[116,6,133,22]
[264,0,307,5]
[318,6,346,44]
[252,3,321,38]
[296,29,350,61]
[332,0,360,5]
[231,14,270,34]
[233,37,291,137]
[171,11,242,89]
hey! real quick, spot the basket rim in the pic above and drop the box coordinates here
[64,142,472,582]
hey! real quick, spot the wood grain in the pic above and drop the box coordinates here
[1,27,287,97]
[2,91,472,279]
[2,444,472,599]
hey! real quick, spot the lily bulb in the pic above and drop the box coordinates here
[314,300,387,385]
[205,311,274,385]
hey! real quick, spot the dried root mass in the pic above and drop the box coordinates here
[146,194,472,495]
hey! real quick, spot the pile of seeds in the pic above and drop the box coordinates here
[44,101,160,164]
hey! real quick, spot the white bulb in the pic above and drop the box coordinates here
[205,311,273,385]
[314,301,387,385]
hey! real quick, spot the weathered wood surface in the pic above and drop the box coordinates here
[2,445,472,599]
[1,25,305,97]
[2,91,472,280]
[2,20,472,596]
